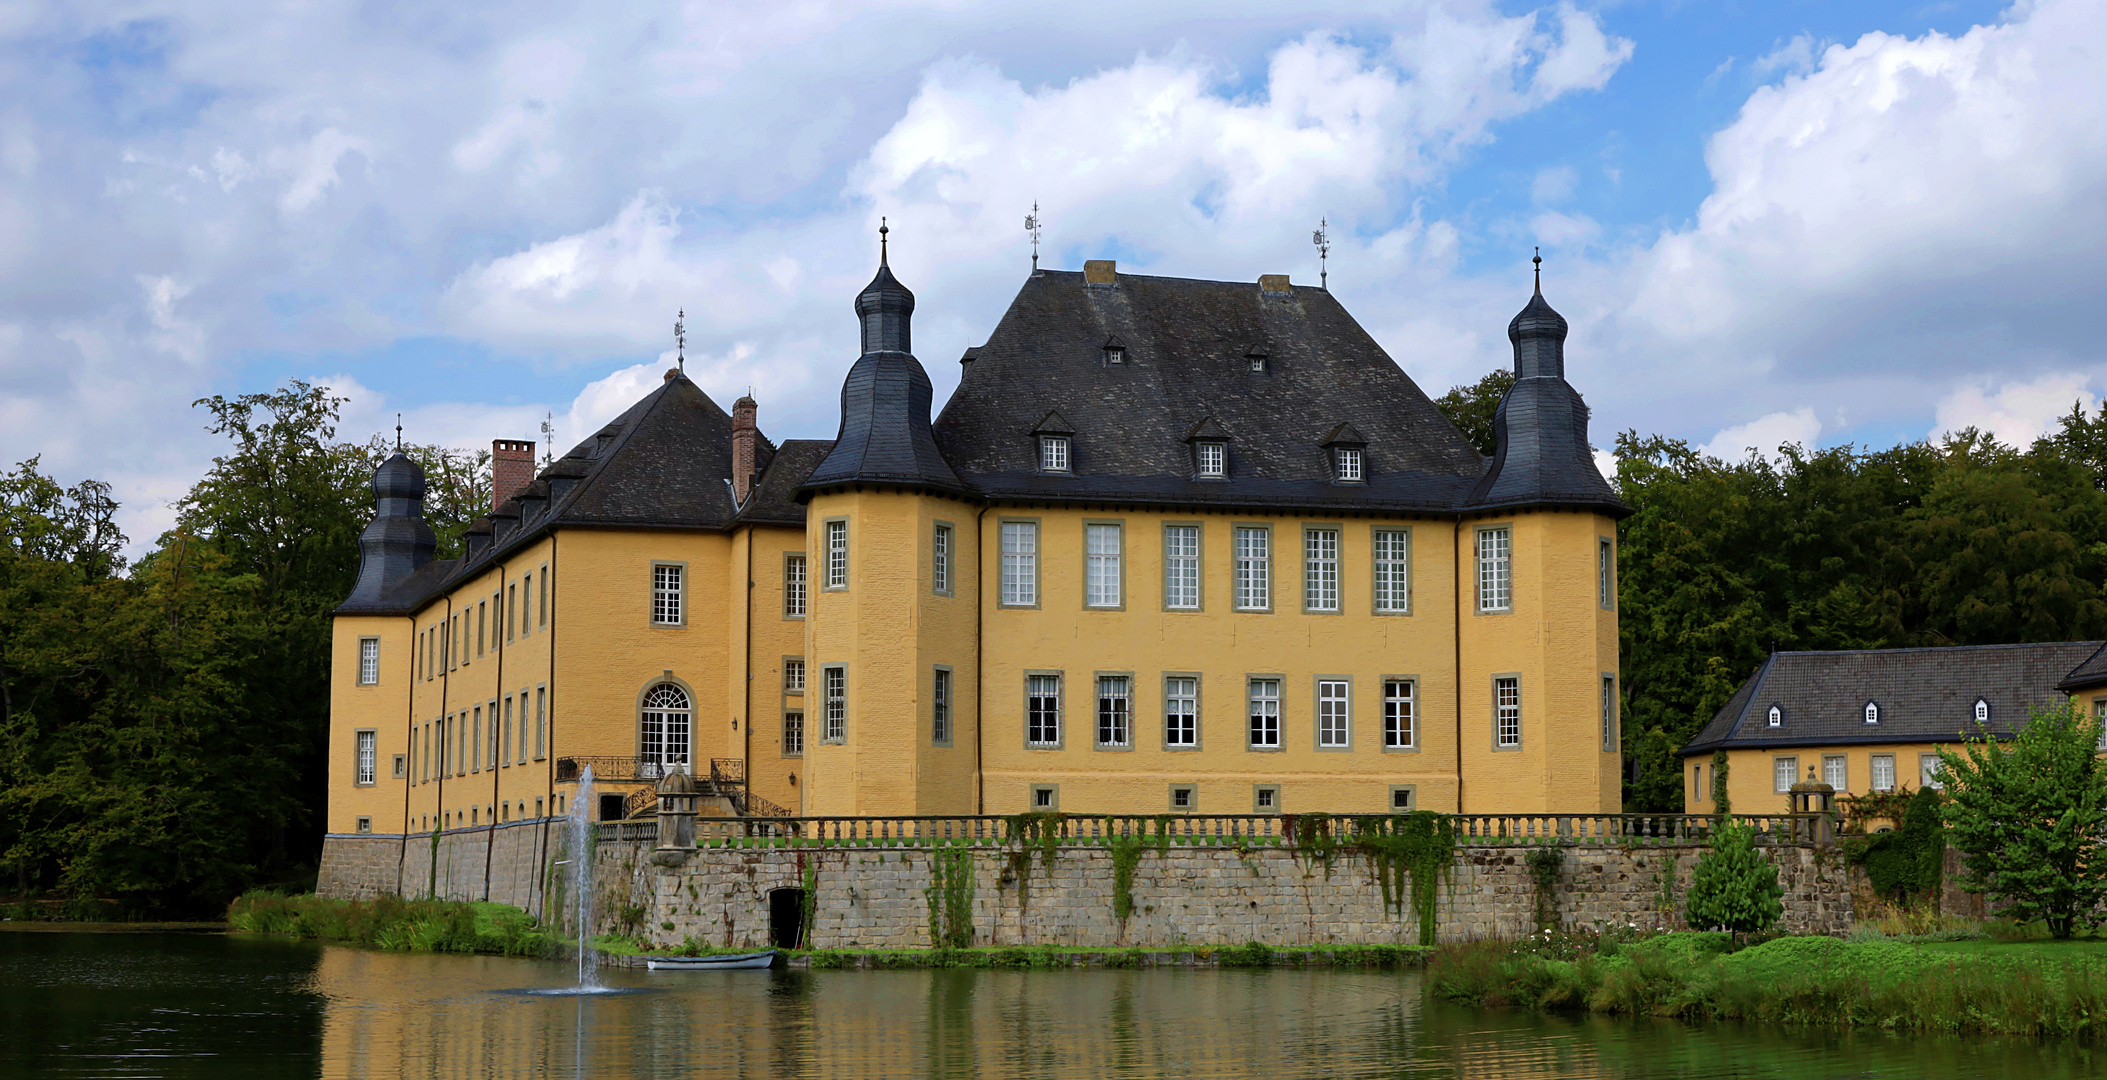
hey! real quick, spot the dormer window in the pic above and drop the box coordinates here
[1864,701,1880,724]
[1040,436,1070,473]
[1334,447,1363,482]
[1767,704,1783,728]
[1973,698,1990,724]
[1321,423,1368,484]
[1249,354,1267,372]
[1197,441,1226,478]
[1102,335,1127,366]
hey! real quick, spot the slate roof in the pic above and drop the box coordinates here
[2055,641,2107,691]
[926,269,1496,514]
[802,258,967,495]
[1680,642,2106,755]
[740,440,834,527]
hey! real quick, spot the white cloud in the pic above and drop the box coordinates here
[1531,164,1577,205]
[1752,33,1818,78]
[272,128,370,213]
[1931,372,2093,448]
[1700,408,1821,463]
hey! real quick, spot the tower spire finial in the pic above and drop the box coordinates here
[674,308,686,371]
[1024,202,1042,271]
[1532,246,1542,295]
[395,413,402,452]
[1313,217,1331,291]
[879,216,889,266]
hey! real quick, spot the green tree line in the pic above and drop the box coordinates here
[0,383,491,914]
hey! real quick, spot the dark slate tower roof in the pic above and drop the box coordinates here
[339,452,437,613]
[1464,278,1624,515]
[801,232,966,497]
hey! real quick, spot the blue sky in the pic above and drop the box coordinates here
[1,0,2099,548]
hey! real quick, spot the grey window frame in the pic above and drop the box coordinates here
[1094,672,1133,750]
[1169,783,1197,811]
[1252,784,1281,814]
[1598,537,1615,610]
[1871,753,1897,792]
[1025,671,1063,749]
[784,553,807,618]
[1030,784,1060,811]
[357,636,380,686]
[1601,673,1618,752]
[1246,675,1283,751]
[932,665,953,747]
[1492,674,1521,751]
[538,564,549,627]
[1371,527,1411,615]
[1823,754,1848,791]
[1084,520,1125,609]
[823,519,849,591]
[354,729,377,786]
[1163,673,1201,750]
[534,685,546,760]
[783,657,805,695]
[1234,524,1272,612]
[782,710,805,757]
[821,665,847,744]
[1773,755,1799,793]
[1314,676,1352,751]
[650,561,687,627]
[1476,524,1513,614]
[1302,525,1341,613]
[999,518,1041,608]
[932,522,954,596]
[1388,785,1417,812]
[1382,676,1418,751]
[1162,523,1202,611]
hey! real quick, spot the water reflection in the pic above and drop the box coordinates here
[3,931,2104,1079]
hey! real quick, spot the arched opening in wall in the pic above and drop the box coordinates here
[770,888,806,949]
[640,682,692,779]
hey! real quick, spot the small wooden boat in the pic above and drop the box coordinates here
[646,949,777,971]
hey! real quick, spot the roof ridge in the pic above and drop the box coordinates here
[1773,641,2105,658]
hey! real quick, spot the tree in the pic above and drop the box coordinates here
[361,437,490,559]
[1937,702,2107,938]
[1432,368,1514,455]
[1856,785,1945,904]
[1710,751,1730,814]
[1685,817,1782,933]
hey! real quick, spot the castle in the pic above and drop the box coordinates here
[322,243,1625,887]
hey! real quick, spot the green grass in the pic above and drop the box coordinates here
[227,892,555,957]
[1431,931,2107,1039]
[590,937,1432,969]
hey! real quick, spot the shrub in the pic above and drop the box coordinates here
[1685,818,1781,933]
[1854,785,1944,903]
[1938,701,2107,938]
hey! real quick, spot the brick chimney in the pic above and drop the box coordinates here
[731,395,758,506]
[492,439,536,510]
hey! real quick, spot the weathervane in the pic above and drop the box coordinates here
[1024,202,1042,271]
[540,411,555,468]
[674,308,686,371]
[1312,217,1330,290]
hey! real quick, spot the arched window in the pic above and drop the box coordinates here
[640,683,691,779]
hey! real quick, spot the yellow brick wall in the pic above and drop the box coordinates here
[327,615,413,835]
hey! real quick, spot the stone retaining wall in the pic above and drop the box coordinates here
[318,821,557,912]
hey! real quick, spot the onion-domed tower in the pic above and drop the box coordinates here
[346,452,438,608]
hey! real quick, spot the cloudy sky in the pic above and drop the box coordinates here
[3,0,2103,550]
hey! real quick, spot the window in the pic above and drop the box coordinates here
[933,668,952,745]
[1032,785,1059,810]
[1871,754,1896,792]
[423,629,432,680]
[933,524,952,595]
[357,637,379,685]
[1373,530,1410,613]
[823,667,846,742]
[1317,680,1350,748]
[824,521,848,589]
[1001,521,1038,606]
[1248,678,1281,748]
[785,555,807,617]
[521,576,531,636]
[1598,539,1614,608]
[1097,676,1131,748]
[1384,679,1415,749]
[1864,701,1880,724]
[1105,345,1125,365]
[1196,441,1226,478]
[488,700,500,771]
[1165,677,1198,747]
[1234,527,1270,610]
[1477,527,1512,612]
[1254,785,1279,812]
[534,688,546,759]
[783,712,804,756]
[1249,355,1267,373]
[1334,447,1363,481]
[422,723,431,782]
[639,683,691,778]
[392,754,406,780]
[1027,675,1062,747]
[1972,698,1990,724]
[1601,676,1618,752]
[538,566,548,627]
[1774,756,1798,793]
[1040,436,1070,472]
[518,692,530,764]
[471,707,481,772]
[1086,524,1122,607]
[356,816,372,834]
[1304,528,1339,612]
[1768,704,1783,728]
[477,601,486,656]
[1494,677,1520,748]
[652,564,683,625]
[1920,754,1943,790]
[355,730,376,786]
[1170,785,1194,810]
[784,659,805,693]
[502,697,513,766]
[1823,754,1847,791]
[1164,526,1200,609]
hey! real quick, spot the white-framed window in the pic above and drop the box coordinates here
[652,563,683,625]
[357,637,379,685]
[823,666,846,742]
[1334,447,1363,481]
[783,712,804,756]
[785,554,807,617]
[1097,676,1131,747]
[824,521,848,589]
[1164,525,1200,609]
[1027,675,1062,747]
[1317,680,1350,748]
[1105,345,1125,365]
[1384,679,1414,749]
[1165,677,1198,747]
[1248,678,1281,748]
[1871,754,1896,792]
[355,730,376,786]
[1824,754,1848,791]
[1601,675,1617,752]
[1864,701,1880,724]
[1040,436,1070,472]
[1304,528,1339,612]
[1249,355,1267,373]
[1920,754,1943,790]
[1086,524,1122,608]
[1196,441,1226,478]
[1373,530,1410,613]
[1599,539,1614,608]
[1768,704,1783,727]
[1972,698,1990,724]
[1001,521,1038,606]
[933,524,952,595]
[1234,527,1270,611]
[784,658,805,693]
[1774,755,1799,793]
[640,683,691,778]
[933,668,951,745]
[1477,526,1512,612]
[1495,677,1520,748]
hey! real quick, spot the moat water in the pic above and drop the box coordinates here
[2,929,2100,1079]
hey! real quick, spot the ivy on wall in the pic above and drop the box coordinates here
[925,847,975,949]
[1525,846,1564,932]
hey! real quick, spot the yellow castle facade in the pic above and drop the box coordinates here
[325,250,1627,860]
